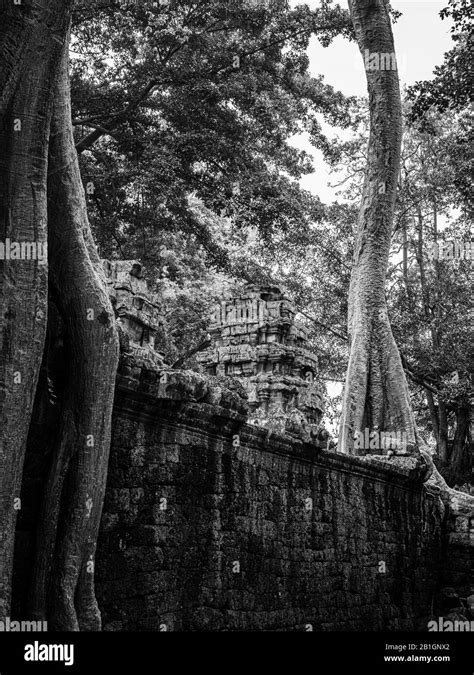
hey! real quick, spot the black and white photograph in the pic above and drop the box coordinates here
[0,0,472,671]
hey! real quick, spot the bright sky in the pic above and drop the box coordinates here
[289,1,455,201]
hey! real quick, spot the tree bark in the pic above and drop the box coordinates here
[426,389,439,441]
[0,0,72,618]
[339,0,417,454]
[28,32,120,631]
[444,406,471,486]
[438,399,449,464]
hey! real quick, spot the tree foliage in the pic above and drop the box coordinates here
[407,0,473,121]
[71,0,354,268]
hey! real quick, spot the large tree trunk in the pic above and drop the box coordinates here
[339,0,417,455]
[437,400,449,464]
[28,32,120,631]
[0,0,72,618]
[446,406,471,486]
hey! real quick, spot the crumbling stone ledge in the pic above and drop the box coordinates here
[93,351,473,632]
[114,366,436,490]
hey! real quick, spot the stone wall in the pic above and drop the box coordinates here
[441,494,474,599]
[95,369,450,632]
[13,266,473,630]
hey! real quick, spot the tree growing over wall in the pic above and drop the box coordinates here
[2,0,469,634]
[0,1,119,630]
[338,0,417,455]
[0,0,73,621]
[326,90,472,478]
[0,0,354,630]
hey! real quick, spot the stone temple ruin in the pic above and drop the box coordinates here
[198,285,329,445]
[13,260,474,632]
[102,264,330,445]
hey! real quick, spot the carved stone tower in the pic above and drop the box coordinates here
[198,285,327,443]
[103,259,165,372]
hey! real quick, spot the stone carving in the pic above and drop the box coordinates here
[103,260,166,373]
[198,285,329,444]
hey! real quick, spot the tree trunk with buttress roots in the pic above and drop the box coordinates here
[0,0,72,618]
[28,31,120,631]
[339,0,417,455]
